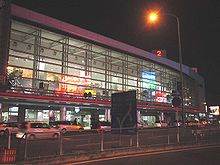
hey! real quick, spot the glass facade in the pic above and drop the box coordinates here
[7,20,202,109]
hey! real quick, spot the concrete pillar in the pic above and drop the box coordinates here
[1,103,9,121]
[160,112,163,121]
[91,109,99,129]
[0,0,11,88]
[105,109,111,122]
[91,109,99,121]
[49,110,55,122]
[60,106,66,121]
[18,106,25,123]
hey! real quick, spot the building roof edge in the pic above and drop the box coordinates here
[11,4,203,83]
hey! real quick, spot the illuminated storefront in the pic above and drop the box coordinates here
[0,4,206,127]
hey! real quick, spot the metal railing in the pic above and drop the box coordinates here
[1,125,219,161]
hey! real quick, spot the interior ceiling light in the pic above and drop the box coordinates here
[27,44,32,50]
[53,50,57,56]
[12,41,17,47]
[40,47,44,53]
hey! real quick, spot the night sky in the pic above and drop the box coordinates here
[11,0,220,106]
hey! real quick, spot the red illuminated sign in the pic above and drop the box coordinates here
[155,92,167,103]
[152,50,166,57]
[156,50,162,57]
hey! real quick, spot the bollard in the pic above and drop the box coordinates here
[129,136,133,147]
[119,128,122,146]
[24,133,28,160]
[136,130,139,148]
[177,126,180,143]
[59,132,63,155]
[100,129,104,152]
[195,131,198,143]
[7,129,11,149]
[167,128,170,145]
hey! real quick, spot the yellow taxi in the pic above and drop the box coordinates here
[49,121,83,134]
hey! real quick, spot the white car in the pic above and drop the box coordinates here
[0,122,19,136]
[154,121,168,128]
[98,121,111,130]
[16,122,60,140]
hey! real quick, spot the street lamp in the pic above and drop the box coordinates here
[147,12,185,124]
[148,12,158,22]
[166,13,184,125]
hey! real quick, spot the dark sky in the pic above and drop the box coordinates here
[11,0,220,106]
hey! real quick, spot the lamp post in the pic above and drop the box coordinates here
[167,13,185,125]
[147,12,185,142]
[147,12,185,124]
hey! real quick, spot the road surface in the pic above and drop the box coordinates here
[66,145,220,165]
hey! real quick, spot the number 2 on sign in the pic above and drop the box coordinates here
[156,50,162,57]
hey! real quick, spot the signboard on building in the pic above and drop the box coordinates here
[111,90,137,133]
[142,72,156,89]
[155,92,167,103]
[210,106,219,116]
[152,49,167,58]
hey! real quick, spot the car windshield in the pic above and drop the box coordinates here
[54,121,70,125]
[100,121,111,126]
[30,123,50,128]
[5,122,18,127]
[52,121,79,125]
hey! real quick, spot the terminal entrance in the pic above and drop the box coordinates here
[0,104,110,129]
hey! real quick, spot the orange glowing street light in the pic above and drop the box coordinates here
[148,12,158,23]
[145,11,160,25]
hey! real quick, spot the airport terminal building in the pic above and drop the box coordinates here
[0,3,206,128]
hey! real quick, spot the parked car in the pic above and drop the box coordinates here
[49,121,84,134]
[185,120,203,127]
[98,121,111,130]
[16,122,60,140]
[0,122,19,136]
[154,121,168,128]
[173,120,183,127]
[91,121,111,130]
[137,122,144,129]
[200,119,211,126]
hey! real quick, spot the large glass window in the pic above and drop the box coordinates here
[8,20,204,109]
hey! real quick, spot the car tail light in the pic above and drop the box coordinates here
[25,123,29,127]
[97,123,101,129]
